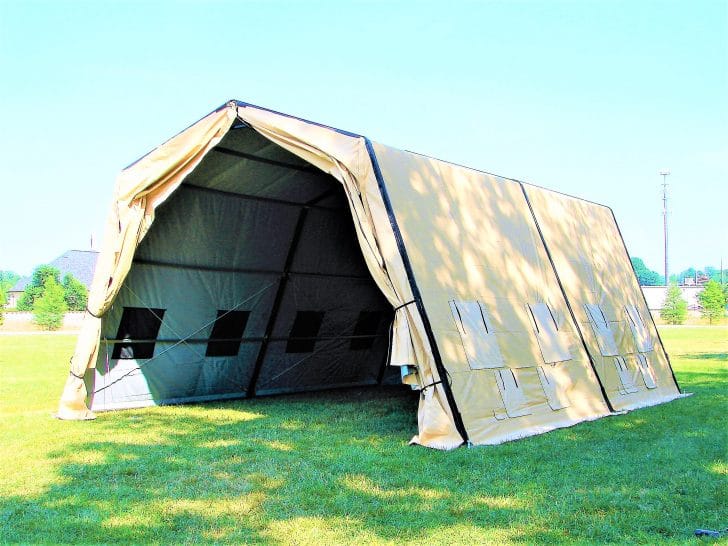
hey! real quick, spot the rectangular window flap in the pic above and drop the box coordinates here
[494,368,532,418]
[625,304,654,353]
[537,365,571,410]
[584,303,619,356]
[636,353,657,389]
[528,302,572,364]
[450,300,504,370]
[614,356,639,394]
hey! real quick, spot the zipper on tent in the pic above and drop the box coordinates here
[518,182,615,412]
[608,208,681,393]
[364,138,470,446]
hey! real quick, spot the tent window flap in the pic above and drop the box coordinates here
[528,302,572,364]
[450,300,504,370]
[614,356,639,394]
[584,303,619,356]
[636,353,657,389]
[537,365,571,410]
[494,368,532,418]
[625,304,653,353]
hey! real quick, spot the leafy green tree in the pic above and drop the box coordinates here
[676,267,696,284]
[697,280,727,324]
[0,270,20,294]
[1,271,20,316]
[32,277,67,330]
[630,257,663,286]
[17,265,61,311]
[62,274,88,311]
[660,284,687,325]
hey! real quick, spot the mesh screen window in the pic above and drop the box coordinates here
[206,310,251,357]
[112,307,165,359]
[286,311,325,353]
[350,311,383,350]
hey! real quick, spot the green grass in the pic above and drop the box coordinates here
[0,328,726,544]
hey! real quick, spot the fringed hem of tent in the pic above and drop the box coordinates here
[611,391,692,414]
[467,412,612,447]
[408,436,464,451]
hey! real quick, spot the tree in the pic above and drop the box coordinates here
[630,257,663,286]
[17,265,61,311]
[0,270,20,294]
[0,271,19,316]
[676,267,696,285]
[62,273,88,311]
[32,277,68,330]
[697,280,727,325]
[660,284,687,325]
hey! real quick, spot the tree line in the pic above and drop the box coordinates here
[630,257,728,286]
[630,256,727,325]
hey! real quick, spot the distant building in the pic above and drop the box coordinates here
[5,250,99,308]
[5,277,30,308]
[642,285,703,311]
[48,249,99,287]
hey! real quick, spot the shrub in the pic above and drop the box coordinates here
[32,277,68,330]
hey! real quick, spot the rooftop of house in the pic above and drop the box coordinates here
[9,250,99,292]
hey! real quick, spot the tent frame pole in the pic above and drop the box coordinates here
[246,189,337,397]
[246,207,309,397]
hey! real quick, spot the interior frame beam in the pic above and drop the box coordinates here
[132,258,370,281]
[102,334,388,344]
[182,183,343,212]
[212,145,320,174]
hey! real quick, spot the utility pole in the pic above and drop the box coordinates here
[660,170,670,285]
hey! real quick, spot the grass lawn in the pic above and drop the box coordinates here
[0,328,725,544]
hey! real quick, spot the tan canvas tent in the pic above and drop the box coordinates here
[57,101,684,449]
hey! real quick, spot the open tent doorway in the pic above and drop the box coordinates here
[89,123,399,410]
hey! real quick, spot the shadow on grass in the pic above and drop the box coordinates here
[1,384,725,544]
[678,352,728,361]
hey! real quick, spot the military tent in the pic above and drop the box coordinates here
[57,101,684,449]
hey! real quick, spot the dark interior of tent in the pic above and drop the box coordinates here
[90,121,400,409]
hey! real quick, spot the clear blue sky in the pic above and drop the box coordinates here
[1,0,726,278]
